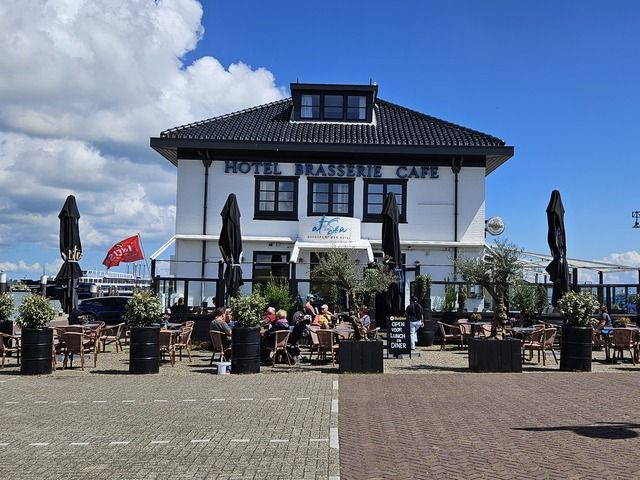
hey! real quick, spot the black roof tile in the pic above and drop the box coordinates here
[159,98,506,148]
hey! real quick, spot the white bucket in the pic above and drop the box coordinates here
[216,362,231,375]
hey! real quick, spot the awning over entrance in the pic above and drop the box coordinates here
[290,240,374,263]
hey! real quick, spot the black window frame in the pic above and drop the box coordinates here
[254,175,299,221]
[292,90,373,123]
[252,251,290,291]
[362,179,408,223]
[307,177,355,217]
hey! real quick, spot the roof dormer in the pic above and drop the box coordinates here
[290,83,378,123]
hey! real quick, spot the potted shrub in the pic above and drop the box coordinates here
[510,282,537,326]
[414,274,435,346]
[312,252,395,373]
[558,290,598,372]
[457,285,468,313]
[125,291,162,374]
[617,316,631,327]
[455,240,525,373]
[441,282,458,324]
[229,292,266,374]
[0,292,15,344]
[16,293,57,375]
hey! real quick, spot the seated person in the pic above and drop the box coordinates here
[262,306,276,327]
[304,295,318,316]
[210,307,232,348]
[358,305,371,329]
[596,305,613,331]
[312,304,333,329]
[224,308,236,329]
[171,297,188,314]
[262,309,290,358]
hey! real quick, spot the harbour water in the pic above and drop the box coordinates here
[8,291,63,319]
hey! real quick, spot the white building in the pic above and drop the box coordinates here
[150,83,514,311]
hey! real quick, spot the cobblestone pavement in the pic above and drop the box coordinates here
[340,372,640,479]
[0,349,339,480]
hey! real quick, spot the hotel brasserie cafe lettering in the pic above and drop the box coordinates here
[224,161,439,179]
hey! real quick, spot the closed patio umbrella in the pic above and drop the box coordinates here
[381,192,402,315]
[218,193,243,303]
[545,190,569,306]
[55,195,83,314]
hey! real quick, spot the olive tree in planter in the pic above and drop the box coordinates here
[125,291,162,374]
[558,290,598,372]
[454,240,524,372]
[16,293,57,375]
[510,282,538,326]
[312,251,396,373]
[414,274,435,346]
[229,292,265,374]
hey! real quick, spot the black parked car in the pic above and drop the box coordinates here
[69,296,131,325]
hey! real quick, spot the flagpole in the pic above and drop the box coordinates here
[138,233,151,278]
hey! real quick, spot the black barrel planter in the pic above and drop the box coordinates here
[21,327,53,375]
[0,320,13,348]
[232,327,260,374]
[339,340,383,373]
[469,337,522,373]
[129,326,160,374]
[560,325,592,372]
[417,319,436,347]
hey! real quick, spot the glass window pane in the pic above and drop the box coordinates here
[260,181,275,191]
[313,193,329,203]
[333,183,350,194]
[324,107,343,119]
[313,183,329,193]
[279,181,294,192]
[368,204,382,214]
[368,193,382,204]
[314,203,328,213]
[387,184,403,194]
[278,191,293,202]
[325,95,342,107]
[279,202,294,212]
[368,183,383,193]
[259,191,275,202]
[333,203,348,214]
[333,193,349,203]
[259,201,275,211]
[301,94,319,106]
[301,94,320,119]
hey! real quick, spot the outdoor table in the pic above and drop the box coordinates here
[456,321,490,336]
[166,322,183,329]
[511,327,536,340]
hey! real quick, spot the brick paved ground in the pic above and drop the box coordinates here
[339,372,640,479]
[0,349,339,480]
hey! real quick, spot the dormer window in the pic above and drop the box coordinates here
[291,83,377,123]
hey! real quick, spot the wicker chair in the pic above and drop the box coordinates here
[315,330,339,365]
[159,330,175,366]
[607,328,638,365]
[174,326,193,361]
[437,322,463,350]
[271,330,293,366]
[522,328,558,365]
[209,330,229,365]
[0,332,21,368]
[62,331,96,370]
[100,323,125,353]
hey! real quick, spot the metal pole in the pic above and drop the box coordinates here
[0,272,7,294]
[40,275,48,297]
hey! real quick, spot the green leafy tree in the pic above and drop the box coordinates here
[413,274,432,310]
[256,276,295,315]
[443,283,457,312]
[16,293,56,329]
[558,290,598,326]
[535,285,548,319]
[0,292,15,321]
[124,291,161,327]
[454,239,524,337]
[510,282,537,325]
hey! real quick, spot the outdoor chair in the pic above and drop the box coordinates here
[315,330,339,365]
[62,331,97,370]
[437,322,463,350]
[100,323,125,353]
[606,328,638,365]
[184,320,195,329]
[271,330,293,366]
[479,324,492,338]
[522,327,558,366]
[174,326,193,361]
[0,332,21,368]
[335,324,354,340]
[308,328,320,360]
[458,322,473,347]
[366,327,380,340]
[592,329,607,350]
[209,330,230,365]
[159,330,175,366]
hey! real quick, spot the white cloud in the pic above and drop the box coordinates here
[0,0,285,146]
[0,1,286,271]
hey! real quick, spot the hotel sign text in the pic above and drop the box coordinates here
[224,161,439,179]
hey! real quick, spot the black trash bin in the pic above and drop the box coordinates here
[232,327,260,374]
[21,327,53,375]
[129,326,160,374]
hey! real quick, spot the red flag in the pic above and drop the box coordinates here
[102,235,144,268]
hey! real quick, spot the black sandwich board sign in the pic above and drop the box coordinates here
[387,316,411,357]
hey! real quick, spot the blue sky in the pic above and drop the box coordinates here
[1,0,639,279]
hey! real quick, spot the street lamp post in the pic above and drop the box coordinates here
[633,211,640,229]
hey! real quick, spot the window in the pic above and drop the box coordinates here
[254,176,298,220]
[300,94,320,119]
[323,95,344,119]
[252,252,290,291]
[347,95,366,120]
[363,179,407,222]
[307,178,354,217]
